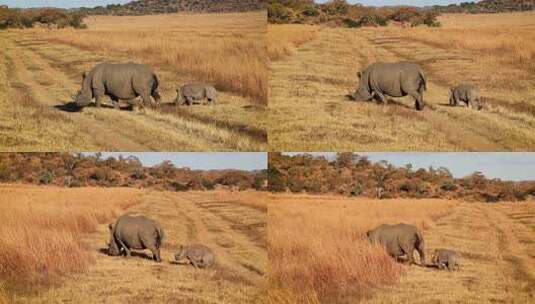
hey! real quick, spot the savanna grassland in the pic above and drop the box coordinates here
[268,194,535,303]
[268,12,535,151]
[0,185,267,304]
[0,12,266,151]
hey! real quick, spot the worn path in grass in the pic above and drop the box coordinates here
[0,32,266,151]
[269,27,535,151]
[12,191,267,304]
[365,202,535,303]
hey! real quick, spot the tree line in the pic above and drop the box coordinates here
[0,6,87,30]
[267,0,441,27]
[268,152,535,202]
[0,153,267,191]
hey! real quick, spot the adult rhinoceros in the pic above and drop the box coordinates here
[107,214,165,262]
[366,223,426,266]
[351,62,427,111]
[74,62,161,111]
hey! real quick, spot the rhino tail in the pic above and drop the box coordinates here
[419,70,427,91]
[151,74,161,103]
[416,230,425,264]
[156,226,165,249]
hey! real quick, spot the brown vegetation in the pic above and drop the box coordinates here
[269,153,535,202]
[434,0,535,14]
[0,185,142,294]
[268,194,457,303]
[0,6,86,29]
[83,0,265,15]
[0,153,267,191]
[267,0,440,27]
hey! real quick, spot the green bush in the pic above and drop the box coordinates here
[39,171,55,185]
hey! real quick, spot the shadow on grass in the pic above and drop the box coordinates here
[98,247,156,261]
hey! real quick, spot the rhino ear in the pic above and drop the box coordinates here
[82,71,87,80]
[357,71,362,79]
[108,223,114,231]
[366,230,370,237]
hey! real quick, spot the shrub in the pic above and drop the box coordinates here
[39,171,55,185]
[440,180,457,191]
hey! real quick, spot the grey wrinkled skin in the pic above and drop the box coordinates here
[75,62,161,111]
[449,84,482,110]
[175,83,217,106]
[352,62,427,111]
[432,248,460,271]
[174,244,215,269]
[107,214,165,262]
[366,223,426,266]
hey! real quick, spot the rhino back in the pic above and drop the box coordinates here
[99,63,155,99]
[187,245,215,266]
[182,83,209,99]
[114,215,160,250]
[368,62,423,97]
[369,63,404,96]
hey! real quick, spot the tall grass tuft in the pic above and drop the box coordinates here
[0,185,142,291]
[34,12,267,104]
[268,195,457,302]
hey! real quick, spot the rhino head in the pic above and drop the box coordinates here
[352,70,373,102]
[365,230,372,242]
[107,223,122,256]
[174,245,186,261]
[74,71,93,107]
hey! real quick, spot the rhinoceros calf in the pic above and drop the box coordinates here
[367,223,426,265]
[107,214,165,262]
[432,248,460,271]
[175,83,217,106]
[174,244,215,268]
[352,62,427,111]
[75,62,161,111]
[449,84,481,110]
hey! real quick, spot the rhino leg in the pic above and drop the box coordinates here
[190,258,200,269]
[139,91,152,108]
[150,246,162,262]
[95,95,104,108]
[401,243,415,265]
[151,90,161,107]
[116,239,131,257]
[93,87,105,108]
[449,94,457,107]
[374,91,388,105]
[408,90,425,111]
[111,97,120,110]
[185,96,193,106]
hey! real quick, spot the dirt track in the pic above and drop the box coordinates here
[269,27,535,151]
[12,191,267,304]
[0,32,266,151]
[365,202,535,303]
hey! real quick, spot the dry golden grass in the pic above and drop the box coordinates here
[268,12,535,151]
[0,184,142,295]
[267,24,319,60]
[1,187,267,303]
[393,12,535,74]
[0,12,266,151]
[268,194,457,303]
[42,12,267,104]
[364,202,535,303]
[0,39,100,151]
